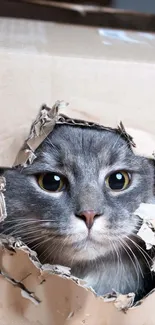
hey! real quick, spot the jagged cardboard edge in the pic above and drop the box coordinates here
[0,234,80,297]
[134,203,155,271]
[13,101,136,167]
[0,234,140,312]
[0,175,7,222]
[0,232,154,315]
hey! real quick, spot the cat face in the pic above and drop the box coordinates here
[3,125,154,266]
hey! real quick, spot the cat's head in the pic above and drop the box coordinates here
[3,125,155,265]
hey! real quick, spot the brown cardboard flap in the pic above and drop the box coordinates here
[0,235,154,325]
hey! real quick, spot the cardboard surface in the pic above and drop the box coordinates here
[1,18,155,166]
[0,17,155,325]
[0,235,154,325]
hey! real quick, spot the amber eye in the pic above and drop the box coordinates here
[37,173,66,192]
[105,171,131,191]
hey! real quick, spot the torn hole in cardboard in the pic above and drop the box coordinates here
[0,101,155,325]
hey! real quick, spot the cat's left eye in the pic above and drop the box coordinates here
[105,171,131,192]
[37,173,66,193]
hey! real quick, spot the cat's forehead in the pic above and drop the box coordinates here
[39,124,134,166]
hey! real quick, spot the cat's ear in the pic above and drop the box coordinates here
[126,128,155,161]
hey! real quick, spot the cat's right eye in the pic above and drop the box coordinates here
[105,170,131,192]
[36,173,66,193]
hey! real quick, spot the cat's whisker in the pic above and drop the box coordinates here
[25,239,46,249]
[37,232,70,263]
[120,237,144,280]
[125,235,153,267]
[130,234,152,252]
[0,220,41,233]
[1,225,30,236]
[109,239,122,278]
[60,234,74,257]
[24,234,51,245]
[9,225,47,237]
[31,238,52,252]
[114,238,135,288]
[17,230,46,238]
[6,225,42,236]
[1,221,64,237]
[108,239,116,262]
[53,234,78,266]
[2,218,59,224]
[1,219,36,224]
[114,240,123,267]
[33,239,54,261]
[117,236,142,285]
[17,233,46,242]
[43,239,63,264]
[130,233,153,257]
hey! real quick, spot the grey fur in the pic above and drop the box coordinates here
[2,125,155,300]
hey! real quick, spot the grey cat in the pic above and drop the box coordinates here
[2,124,155,300]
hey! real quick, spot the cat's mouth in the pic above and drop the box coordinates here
[40,223,123,246]
[39,226,106,248]
[39,220,139,254]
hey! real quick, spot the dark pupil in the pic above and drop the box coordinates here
[109,173,125,190]
[42,173,61,191]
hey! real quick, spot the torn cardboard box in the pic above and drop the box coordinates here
[0,101,155,325]
[13,101,137,167]
[1,17,155,325]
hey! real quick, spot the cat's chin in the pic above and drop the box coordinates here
[58,236,112,263]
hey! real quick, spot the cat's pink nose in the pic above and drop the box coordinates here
[79,210,98,229]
